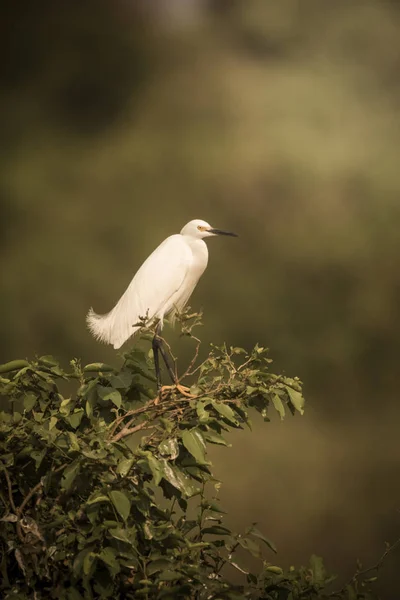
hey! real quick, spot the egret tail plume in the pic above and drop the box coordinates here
[86,308,111,345]
[86,308,122,350]
[86,304,143,349]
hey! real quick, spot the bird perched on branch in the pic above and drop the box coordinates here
[87,219,237,391]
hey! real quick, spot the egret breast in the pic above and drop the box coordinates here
[164,238,209,318]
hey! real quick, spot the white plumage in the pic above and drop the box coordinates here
[87,219,237,349]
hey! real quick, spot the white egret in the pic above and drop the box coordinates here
[87,219,237,390]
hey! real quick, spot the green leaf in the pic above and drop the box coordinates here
[248,526,277,553]
[271,394,285,420]
[310,554,326,584]
[202,525,232,535]
[238,536,262,558]
[67,409,84,429]
[109,371,133,389]
[212,401,240,426]
[67,431,80,451]
[147,558,173,575]
[87,494,111,506]
[83,363,115,373]
[61,461,80,491]
[23,393,37,412]
[265,565,283,575]
[98,547,120,577]
[67,588,85,600]
[147,455,163,485]
[0,359,29,374]
[204,501,226,514]
[158,570,182,582]
[160,460,199,497]
[117,457,135,477]
[203,430,231,446]
[108,527,132,544]
[158,438,179,459]
[13,412,22,424]
[73,549,91,576]
[31,448,47,469]
[83,551,97,576]
[286,387,304,415]
[110,490,131,521]
[182,428,208,465]
[98,386,122,408]
[38,355,58,367]
[196,401,210,423]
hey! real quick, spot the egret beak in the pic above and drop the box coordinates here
[208,228,238,237]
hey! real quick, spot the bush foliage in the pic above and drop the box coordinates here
[0,316,390,599]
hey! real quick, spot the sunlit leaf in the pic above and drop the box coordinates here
[147,455,163,485]
[158,438,179,459]
[182,428,208,465]
[117,457,135,477]
[67,409,84,429]
[159,460,199,497]
[286,387,304,415]
[196,400,210,423]
[271,394,285,420]
[203,430,231,446]
[87,494,111,506]
[212,401,240,426]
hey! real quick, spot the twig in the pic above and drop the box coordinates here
[108,399,155,437]
[5,463,68,542]
[18,481,44,515]
[181,336,201,380]
[2,467,17,512]
[110,421,154,443]
[330,537,400,597]
[18,463,67,515]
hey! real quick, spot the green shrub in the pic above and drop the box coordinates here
[0,320,389,598]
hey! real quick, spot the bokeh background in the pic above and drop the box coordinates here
[2,0,400,595]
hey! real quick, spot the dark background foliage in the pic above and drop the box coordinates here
[1,0,400,597]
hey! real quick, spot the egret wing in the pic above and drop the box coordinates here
[101,235,192,348]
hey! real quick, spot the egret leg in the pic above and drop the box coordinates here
[152,326,176,389]
[152,335,163,392]
[152,326,195,399]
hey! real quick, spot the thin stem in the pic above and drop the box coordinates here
[181,336,201,380]
[1,467,17,512]
[330,537,400,597]
[110,421,156,443]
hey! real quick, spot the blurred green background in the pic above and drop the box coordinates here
[2,0,400,594]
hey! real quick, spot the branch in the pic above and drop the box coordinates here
[108,399,155,438]
[1,467,17,512]
[330,537,400,597]
[181,335,201,380]
[110,421,155,443]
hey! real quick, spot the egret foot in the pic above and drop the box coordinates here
[175,384,195,398]
[158,384,194,399]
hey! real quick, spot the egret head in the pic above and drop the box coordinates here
[180,219,238,239]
